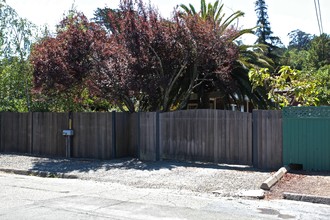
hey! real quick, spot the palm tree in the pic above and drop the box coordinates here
[180,0,272,109]
[233,43,274,108]
[180,0,244,33]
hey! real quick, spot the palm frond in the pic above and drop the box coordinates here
[201,0,206,18]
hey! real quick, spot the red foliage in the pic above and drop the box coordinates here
[93,0,239,111]
[30,1,240,112]
[30,13,108,94]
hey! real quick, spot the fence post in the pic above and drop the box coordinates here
[29,112,33,154]
[136,112,141,159]
[112,111,117,159]
[156,112,160,161]
[67,112,73,158]
[252,110,259,168]
[0,112,2,152]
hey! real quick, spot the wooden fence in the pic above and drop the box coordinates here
[252,110,283,169]
[0,112,32,154]
[73,112,114,159]
[0,112,68,157]
[0,110,283,170]
[161,110,252,165]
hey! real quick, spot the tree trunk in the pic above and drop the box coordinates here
[197,88,210,109]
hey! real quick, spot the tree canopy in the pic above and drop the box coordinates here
[0,0,39,111]
[255,0,272,45]
[249,66,320,108]
[179,0,274,109]
[254,0,284,68]
[31,0,241,112]
[251,32,330,109]
[30,12,111,111]
[288,29,313,50]
[2,0,330,112]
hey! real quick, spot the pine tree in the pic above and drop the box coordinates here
[255,0,272,45]
[255,0,283,66]
[255,0,282,47]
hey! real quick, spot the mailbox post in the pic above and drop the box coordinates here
[63,130,74,158]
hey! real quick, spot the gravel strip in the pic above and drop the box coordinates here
[0,153,271,197]
[266,172,330,200]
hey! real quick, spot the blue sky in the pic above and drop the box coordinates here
[6,0,330,46]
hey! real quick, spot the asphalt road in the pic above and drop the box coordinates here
[0,172,329,220]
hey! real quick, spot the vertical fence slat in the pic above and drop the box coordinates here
[252,110,282,170]
[0,112,32,154]
[139,112,157,161]
[115,112,130,158]
[72,113,113,160]
[32,112,67,157]
[160,109,252,165]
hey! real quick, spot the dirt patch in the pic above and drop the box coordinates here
[265,172,330,200]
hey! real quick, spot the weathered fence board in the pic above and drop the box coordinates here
[115,112,131,158]
[72,113,113,159]
[32,113,68,157]
[161,110,252,165]
[139,112,158,161]
[0,112,32,154]
[253,110,282,170]
[128,113,139,157]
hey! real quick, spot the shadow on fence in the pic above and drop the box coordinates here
[0,110,283,170]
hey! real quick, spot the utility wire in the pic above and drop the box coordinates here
[314,0,323,35]
[317,0,324,34]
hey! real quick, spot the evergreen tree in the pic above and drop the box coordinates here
[254,0,283,67]
[255,0,272,45]
[308,34,330,69]
[288,29,313,50]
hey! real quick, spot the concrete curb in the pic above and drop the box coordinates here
[237,189,265,199]
[283,192,330,205]
[0,168,78,179]
[260,166,290,190]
